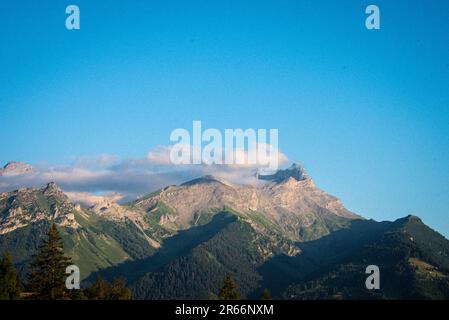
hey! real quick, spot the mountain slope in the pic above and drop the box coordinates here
[0,183,160,279]
[128,164,359,242]
[91,213,449,300]
[89,211,299,299]
[280,216,449,299]
[0,163,448,299]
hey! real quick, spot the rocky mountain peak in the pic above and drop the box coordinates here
[43,182,63,195]
[257,163,310,183]
[0,161,33,176]
[396,214,424,227]
[0,182,79,235]
[181,175,225,186]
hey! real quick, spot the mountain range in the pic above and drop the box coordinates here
[1,162,448,299]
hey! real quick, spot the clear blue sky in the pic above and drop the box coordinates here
[0,0,448,236]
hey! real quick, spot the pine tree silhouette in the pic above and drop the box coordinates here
[86,277,132,300]
[0,252,22,300]
[219,275,241,300]
[28,223,72,300]
[261,288,271,300]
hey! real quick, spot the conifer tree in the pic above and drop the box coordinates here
[0,252,22,300]
[261,288,271,300]
[86,277,132,300]
[109,278,132,300]
[28,223,72,300]
[219,275,241,300]
[85,278,109,300]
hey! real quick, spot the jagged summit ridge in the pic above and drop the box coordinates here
[132,163,359,240]
[0,162,358,242]
[0,182,80,234]
[43,181,65,195]
[257,163,309,183]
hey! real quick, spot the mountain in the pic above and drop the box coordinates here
[0,162,448,299]
[91,211,449,300]
[0,182,161,279]
[281,215,449,299]
[257,163,309,183]
[0,161,33,176]
[128,164,359,242]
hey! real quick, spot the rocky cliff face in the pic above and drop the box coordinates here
[257,163,309,182]
[131,164,359,241]
[0,182,79,235]
[0,181,163,279]
[0,163,359,242]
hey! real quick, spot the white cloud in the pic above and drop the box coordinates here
[0,144,290,203]
[65,192,123,207]
[147,146,173,165]
[72,154,118,168]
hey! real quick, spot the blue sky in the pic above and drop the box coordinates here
[0,0,448,237]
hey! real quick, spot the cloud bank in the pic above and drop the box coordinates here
[0,145,289,205]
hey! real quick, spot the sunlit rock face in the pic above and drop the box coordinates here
[131,163,360,241]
